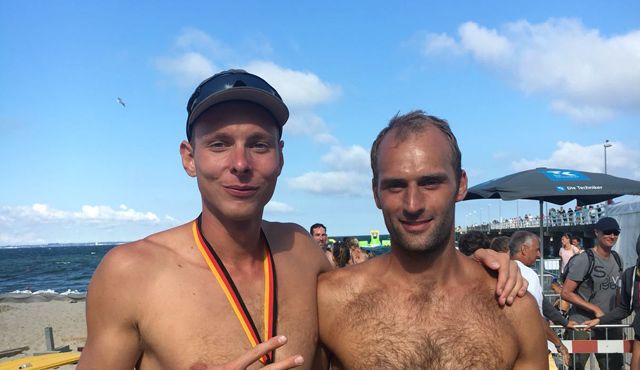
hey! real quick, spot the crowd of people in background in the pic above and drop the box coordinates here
[457,217,640,370]
[462,202,609,232]
[309,223,372,268]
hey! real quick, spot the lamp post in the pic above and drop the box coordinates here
[604,139,612,174]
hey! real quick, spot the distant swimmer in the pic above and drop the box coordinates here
[116,97,126,107]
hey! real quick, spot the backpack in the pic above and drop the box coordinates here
[560,248,623,289]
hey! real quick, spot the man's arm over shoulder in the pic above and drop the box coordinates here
[506,293,549,370]
[77,242,148,370]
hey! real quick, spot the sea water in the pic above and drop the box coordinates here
[0,244,117,301]
[0,236,389,302]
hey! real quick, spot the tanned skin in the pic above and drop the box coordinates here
[319,125,547,369]
[78,102,527,370]
[78,102,332,370]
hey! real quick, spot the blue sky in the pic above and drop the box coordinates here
[1,1,639,245]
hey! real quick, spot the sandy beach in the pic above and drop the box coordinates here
[0,300,86,369]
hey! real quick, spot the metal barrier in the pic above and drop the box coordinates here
[464,208,607,232]
[550,324,633,370]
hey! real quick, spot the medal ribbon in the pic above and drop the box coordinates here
[192,216,277,364]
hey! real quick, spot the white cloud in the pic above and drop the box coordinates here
[155,52,216,88]
[175,28,234,58]
[285,112,338,144]
[0,204,179,245]
[288,144,371,196]
[0,231,45,246]
[265,201,294,213]
[458,22,513,64]
[243,60,340,108]
[155,29,341,144]
[1,204,163,224]
[422,33,461,55]
[321,145,370,172]
[512,141,640,178]
[421,18,640,122]
[288,171,371,196]
[550,100,614,123]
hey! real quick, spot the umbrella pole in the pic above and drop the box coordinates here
[539,200,545,287]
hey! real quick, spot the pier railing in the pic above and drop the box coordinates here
[463,207,606,233]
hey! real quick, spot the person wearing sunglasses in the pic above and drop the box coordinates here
[584,232,640,370]
[77,70,526,370]
[561,217,624,370]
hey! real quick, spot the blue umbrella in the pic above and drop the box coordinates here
[464,167,640,283]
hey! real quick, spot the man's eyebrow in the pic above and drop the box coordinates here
[247,131,277,141]
[200,131,232,141]
[417,174,448,183]
[379,178,407,188]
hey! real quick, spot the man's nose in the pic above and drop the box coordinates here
[230,147,251,174]
[403,185,425,216]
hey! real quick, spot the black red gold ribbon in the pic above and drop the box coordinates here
[192,216,277,364]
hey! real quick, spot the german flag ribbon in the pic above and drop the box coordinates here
[192,216,277,364]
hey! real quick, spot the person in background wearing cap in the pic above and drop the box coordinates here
[78,71,525,370]
[561,217,624,370]
[318,111,543,369]
[584,232,640,370]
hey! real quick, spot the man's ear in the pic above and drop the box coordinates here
[456,169,468,202]
[180,140,196,177]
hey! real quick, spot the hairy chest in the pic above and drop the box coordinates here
[331,289,517,370]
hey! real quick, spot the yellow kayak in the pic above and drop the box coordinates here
[0,352,80,370]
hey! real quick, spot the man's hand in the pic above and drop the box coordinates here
[471,248,528,306]
[557,343,570,367]
[583,318,600,331]
[220,336,303,370]
[593,307,605,318]
[566,320,580,331]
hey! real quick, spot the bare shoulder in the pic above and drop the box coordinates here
[262,220,332,272]
[89,223,193,299]
[101,223,190,268]
[80,224,195,369]
[499,285,548,369]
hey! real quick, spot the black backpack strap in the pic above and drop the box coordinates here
[584,248,596,281]
[611,250,623,273]
[583,249,597,301]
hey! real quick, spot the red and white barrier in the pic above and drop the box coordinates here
[551,340,634,353]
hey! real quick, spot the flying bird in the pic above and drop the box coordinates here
[117,97,126,107]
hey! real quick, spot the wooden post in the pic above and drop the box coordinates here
[44,327,55,351]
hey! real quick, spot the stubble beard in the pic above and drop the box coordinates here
[386,208,455,255]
